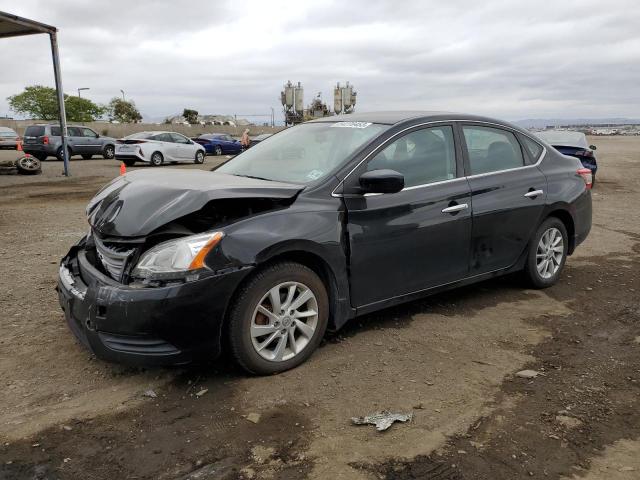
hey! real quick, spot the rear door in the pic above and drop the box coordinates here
[23,125,45,148]
[344,124,472,307]
[460,123,547,274]
[67,127,85,153]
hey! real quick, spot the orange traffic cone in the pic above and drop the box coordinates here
[16,140,22,152]
[120,162,126,175]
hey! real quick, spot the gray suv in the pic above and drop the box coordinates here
[22,124,116,161]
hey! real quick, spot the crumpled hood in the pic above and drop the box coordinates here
[87,169,303,237]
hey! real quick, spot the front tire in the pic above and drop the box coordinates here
[195,150,205,164]
[150,151,163,166]
[214,145,222,156]
[228,262,329,375]
[523,217,568,288]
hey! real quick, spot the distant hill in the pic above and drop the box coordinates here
[514,118,640,129]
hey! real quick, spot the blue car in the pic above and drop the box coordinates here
[193,133,243,156]
[535,131,598,184]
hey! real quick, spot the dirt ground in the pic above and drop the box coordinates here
[0,137,638,480]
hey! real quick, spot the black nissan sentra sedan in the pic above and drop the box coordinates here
[58,112,592,374]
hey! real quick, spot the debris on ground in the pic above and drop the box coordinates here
[351,411,413,431]
[515,369,542,379]
[195,389,208,397]
[245,413,261,424]
[556,415,583,428]
[143,389,157,398]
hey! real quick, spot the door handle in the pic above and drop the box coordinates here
[524,189,544,198]
[441,203,469,214]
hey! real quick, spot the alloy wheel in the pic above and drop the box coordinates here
[17,156,40,172]
[250,281,319,362]
[536,227,564,279]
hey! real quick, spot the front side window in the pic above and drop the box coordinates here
[170,133,190,144]
[217,122,389,184]
[81,127,97,138]
[462,126,524,175]
[367,126,457,188]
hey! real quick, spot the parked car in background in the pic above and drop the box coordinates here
[0,127,20,149]
[115,131,206,166]
[21,124,116,161]
[534,131,598,184]
[59,112,592,374]
[192,133,243,156]
[249,133,273,148]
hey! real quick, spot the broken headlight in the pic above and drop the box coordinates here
[131,231,224,280]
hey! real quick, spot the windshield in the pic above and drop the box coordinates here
[217,122,389,183]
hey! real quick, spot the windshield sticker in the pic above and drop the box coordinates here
[307,169,324,180]
[330,122,372,129]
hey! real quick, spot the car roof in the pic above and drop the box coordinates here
[0,126,17,132]
[307,110,523,129]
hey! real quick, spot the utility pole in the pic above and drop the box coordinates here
[77,87,89,98]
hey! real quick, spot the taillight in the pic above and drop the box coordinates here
[43,136,49,145]
[577,168,593,190]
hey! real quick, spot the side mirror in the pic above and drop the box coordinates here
[359,169,404,194]
[589,145,597,151]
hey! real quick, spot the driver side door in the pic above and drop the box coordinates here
[343,124,472,308]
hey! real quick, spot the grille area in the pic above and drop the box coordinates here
[93,234,136,282]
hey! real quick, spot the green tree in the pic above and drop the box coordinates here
[7,85,105,121]
[107,98,143,123]
[65,96,106,122]
[183,108,199,124]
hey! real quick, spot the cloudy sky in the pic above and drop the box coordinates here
[1,0,639,122]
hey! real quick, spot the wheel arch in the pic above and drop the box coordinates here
[222,245,347,337]
[545,208,576,254]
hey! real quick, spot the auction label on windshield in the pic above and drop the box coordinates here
[330,122,372,129]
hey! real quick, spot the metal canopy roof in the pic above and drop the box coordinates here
[0,10,71,176]
[0,11,57,38]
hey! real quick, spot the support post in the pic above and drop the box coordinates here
[50,31,70,176]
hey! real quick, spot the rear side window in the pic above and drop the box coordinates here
[68,127,83,136]
[50,126,61,136]
[519,134,544,161]
[367,125,457,188]
[462,126,524,175]
[24,126,45,137]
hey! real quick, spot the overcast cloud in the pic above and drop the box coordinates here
[1,0,639,122]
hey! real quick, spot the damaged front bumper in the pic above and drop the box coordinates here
[57,239,251,366]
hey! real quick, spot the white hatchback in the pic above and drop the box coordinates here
[115,131,206,166]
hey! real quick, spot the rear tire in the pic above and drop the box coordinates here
[103,145,115,159]
[523,217,568,289]
[150,151,163,166]
[214,145,222,156]
[82,154,93,160]
[227,262,329,375]
[56,147,72,162]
